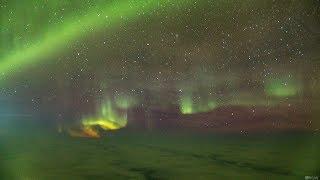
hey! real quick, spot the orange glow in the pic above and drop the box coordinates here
[68,127,100,138]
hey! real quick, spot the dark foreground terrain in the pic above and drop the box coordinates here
[0,122,319,180]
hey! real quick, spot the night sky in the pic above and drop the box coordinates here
[1,0,320,136]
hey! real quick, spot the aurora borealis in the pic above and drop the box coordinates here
[179,90,217,114]
[0,0,320,179]
[81,100,128,133]
[1,0,319,134]
[0,0,191,79]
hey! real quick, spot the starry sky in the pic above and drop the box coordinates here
[0,0,319,134]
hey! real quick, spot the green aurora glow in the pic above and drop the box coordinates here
[82,100,127,131]
[0,0,189,80]
[115,94,138,109]
[265,77,301,97]
[179,91,217,114]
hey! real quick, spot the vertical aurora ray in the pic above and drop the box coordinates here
[0,0,190,80]
[180,92,194,114]
[80,99,128,137]
[179,90,218,114]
